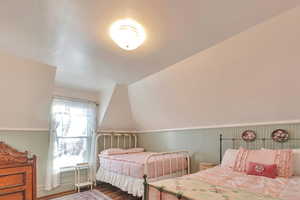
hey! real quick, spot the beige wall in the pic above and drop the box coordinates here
[0,51,56,129]
[100,84,135,131]
[53,86,99,103]
[128,6,300,131]
[97,84,116,128]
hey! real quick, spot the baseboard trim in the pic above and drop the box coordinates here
[37,182,74,199]
[37,190,75,200]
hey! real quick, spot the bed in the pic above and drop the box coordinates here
[0,142,36,200]
[145,134,300,200]
[95,133,190,197]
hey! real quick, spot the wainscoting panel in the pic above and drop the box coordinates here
[137,123,300,172]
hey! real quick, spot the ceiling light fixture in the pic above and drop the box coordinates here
[109,18,146,51]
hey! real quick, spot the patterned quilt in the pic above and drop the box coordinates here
[149,176,280,200]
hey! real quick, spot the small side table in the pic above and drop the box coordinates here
[199,162,218,171]
[74,163,93,192]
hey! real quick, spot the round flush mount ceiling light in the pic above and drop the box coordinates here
[109,18,146,51]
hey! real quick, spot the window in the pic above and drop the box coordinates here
[51,98,96,168]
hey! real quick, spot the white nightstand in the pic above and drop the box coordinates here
[199,162,218,171]
[74,163,93,192]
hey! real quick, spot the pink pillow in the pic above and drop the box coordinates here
[101,148,126,155]
[246,162,277,178]
[233,148,293,177]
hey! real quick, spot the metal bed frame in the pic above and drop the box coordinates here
[95,133,138,173]
[95,132,190,198]
[219,134,300,162]
[144,133,300,200]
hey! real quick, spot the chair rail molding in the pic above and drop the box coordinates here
[99,119,300,134]
[0,128,49,132]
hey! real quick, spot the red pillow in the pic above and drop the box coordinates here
[246,162,277,179]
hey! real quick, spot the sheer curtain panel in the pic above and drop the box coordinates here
[45,98,97,191]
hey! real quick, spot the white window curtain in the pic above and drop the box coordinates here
[45,98,97,191]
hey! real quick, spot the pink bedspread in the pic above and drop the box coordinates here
[194,166,300,199]
[99,152,187,179]
[149,166,300,200]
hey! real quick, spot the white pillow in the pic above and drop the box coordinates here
[101,148,126,155]
[101,148,145,155]
[221,149,238,169]
[293,149,300,176]
[125,148,145,154]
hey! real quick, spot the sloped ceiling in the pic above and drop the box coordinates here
[0,0,300,91]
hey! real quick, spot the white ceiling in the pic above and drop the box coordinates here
[0,0,299,91]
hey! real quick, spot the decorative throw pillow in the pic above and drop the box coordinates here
[246,162,277,178]
[263,148,300,176]
[233,147,293,177]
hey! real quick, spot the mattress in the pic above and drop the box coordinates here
[148,166,300,200]
[99,152,187,179]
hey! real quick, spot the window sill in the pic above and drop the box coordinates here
[60,163,90,173]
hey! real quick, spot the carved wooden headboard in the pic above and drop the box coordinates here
[0,142,29,164]
[0,142,37,200]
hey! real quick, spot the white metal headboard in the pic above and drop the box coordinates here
[96,133,138,151]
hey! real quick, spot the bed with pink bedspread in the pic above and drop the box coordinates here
[96,151,189,197]
[147,166,300,200]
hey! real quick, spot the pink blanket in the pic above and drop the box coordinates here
[195,166,300,200]
[149,166,300,200]
[99,152,187,178]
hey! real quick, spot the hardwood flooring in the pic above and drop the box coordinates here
[38,183,140,200]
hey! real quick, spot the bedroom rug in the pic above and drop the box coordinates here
[52,190,111,200]
[47,183,139,200]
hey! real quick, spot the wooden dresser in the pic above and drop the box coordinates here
[0,142,36,200]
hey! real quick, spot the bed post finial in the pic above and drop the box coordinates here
[219,134,223,164]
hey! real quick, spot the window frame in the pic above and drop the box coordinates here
[51,98,96,170]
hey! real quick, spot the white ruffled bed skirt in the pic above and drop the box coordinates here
[96,167,145,197]
[96,168,188,197]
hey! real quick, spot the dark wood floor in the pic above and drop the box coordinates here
[39,183,140,200]
[97,183,140,200]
